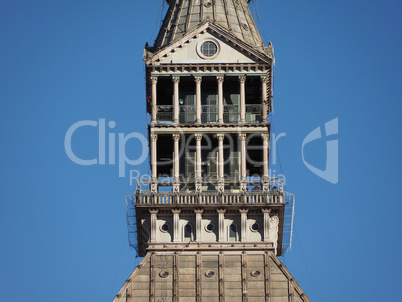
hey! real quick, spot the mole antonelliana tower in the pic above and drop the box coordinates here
[114,0,309,301]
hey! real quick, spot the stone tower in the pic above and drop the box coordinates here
[114,0,309,301]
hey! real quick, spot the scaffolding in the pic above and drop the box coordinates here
[282,192,295,253]
[126,195,139,257]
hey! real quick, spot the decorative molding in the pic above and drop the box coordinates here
[269,215,280,254]
[195,133,203,141]
[261,133,269,141]
[239,75,246,83]
[260,75,269,83]
[151,134,158,141]
[194,76,202,84]
[217,209,226,214]
[239,208,249,214]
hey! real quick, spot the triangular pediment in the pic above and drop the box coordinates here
[144,22,274,66]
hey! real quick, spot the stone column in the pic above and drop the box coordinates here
[240,134,247,191]
[151,134,158,192]
[195,134,203,192]
[149,209,159,243]
[217,134,225,192]
[217,209,226,242]
[151,77,158,124]
[217,76,224,124]
[239,208,248,242]
[173,134,180,192]
[239,76,246,124]
[262,209,271,242]
[261,76,269,123]
[262,133,269,190]
[195,76,202,124]
[172,209,181,242]
[173,76,180,124]
[195,209,204,242]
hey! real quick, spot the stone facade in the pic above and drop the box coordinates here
[114,251,308,302]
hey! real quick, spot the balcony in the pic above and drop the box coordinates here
[223,104,239,123]
[246,104,262,123]
[135,190,284,207]
[156,104,263,124]
[156,105,173,123]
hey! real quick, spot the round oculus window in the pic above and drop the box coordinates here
[160,223,170,233]
[250,222,260,232]
[197,39,220,59]
[201,41,217,57]
[205,223,215,232]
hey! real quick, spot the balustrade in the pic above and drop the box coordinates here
[135,190,283,205]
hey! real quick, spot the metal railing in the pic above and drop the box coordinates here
[156,104,263,124]
[157,105,173,123]
[179,105,196,124]
[201,105,217,123]
[245,104,262,123]
[223,104,240,123]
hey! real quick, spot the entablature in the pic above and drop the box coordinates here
[148,63,270,76]
[149,124,270,134]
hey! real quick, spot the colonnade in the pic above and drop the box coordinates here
[150,132,269,191]
[150,75,269,124]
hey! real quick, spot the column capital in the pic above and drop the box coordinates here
[216,76,224,83]
[151,76,158,84]
[194,209,204,215]
[172,76,180,84]
[239,75,246,83]
[260,75,269,83]
[240,133,247,141]
[217,133,225,141]
[194,76,202,84]
[217,209,226,214]
[151,134,158,141]
[171,209,181,215]
[149,209,159,215]
[172,134,180,141]
[239,208,249,214]
[261,133,269,141]
[195,133,203,141]
[262,208,271,214]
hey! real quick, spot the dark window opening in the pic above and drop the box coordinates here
[184,224,193,242]
[229,223,237,242]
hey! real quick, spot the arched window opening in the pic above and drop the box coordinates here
[229,223,238,242]
[184,224,193,242]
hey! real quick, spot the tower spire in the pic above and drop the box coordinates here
[155,0,264,50]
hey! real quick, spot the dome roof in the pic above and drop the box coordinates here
[154,0,264,50]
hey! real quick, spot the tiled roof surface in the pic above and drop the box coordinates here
[113,251,309,302]
[154,0,264,51]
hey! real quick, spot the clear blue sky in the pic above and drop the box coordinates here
[1,0,401,301]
